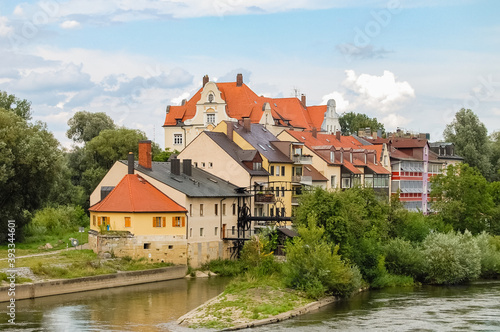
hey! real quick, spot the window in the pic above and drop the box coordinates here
[194,162,198,167]
[330,151,335,163]
[206,113,215,124]
[281,207,285,217]
[125,217,131,228]
[232,226,236,235]
[281,187,285,197]
[274,187,279,197]
[190,228,193,238]
[276,166,280,176]
[215,227,218,236]
[215,204,218,216]
[153,216,163,227]
[342,177,351,188]
[189,204,192,217]
[144,243,151,249]
[200,204,204,216]
[172,216,181,227]
[365,174,373,188]
[253,162,262,170]
[232,204,236,215]
[173,134,183,145]
[93,215,96,226]
[201,162,205,168]
[200,228,204,236]
[330,175,336,188]
[168,245,174,250]
[281,166,285,176]
[270,166,275,175]
[100,216,109,226]
[209,162,213,168]
[222,204,226,216]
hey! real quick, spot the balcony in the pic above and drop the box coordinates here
[293,155,312,164]
[291,196,300,205]
[254,193,275,204]
[292,175,312,186]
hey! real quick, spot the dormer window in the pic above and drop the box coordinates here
[208,93,214,103]
[330,151,335,163]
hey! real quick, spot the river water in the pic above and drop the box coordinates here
[1,279,499,331]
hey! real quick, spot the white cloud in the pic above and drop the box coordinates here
[321,91,349,112]
[381,113,411,129]
[171,92,191,105]
[60,20,81,29]
[13,5,24,16]
[342,70,415,112]
[0,17,13,37]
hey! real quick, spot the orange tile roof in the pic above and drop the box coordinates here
[164,82,324,130]
[366,162,391,175]
[89,174,187,213]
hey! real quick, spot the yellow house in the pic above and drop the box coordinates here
[89,173,188,264]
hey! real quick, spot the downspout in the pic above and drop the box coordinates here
[220,198,226,239]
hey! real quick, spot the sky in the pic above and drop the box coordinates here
[0,0,499,149]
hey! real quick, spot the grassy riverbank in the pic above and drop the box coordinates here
[0,249,172,284]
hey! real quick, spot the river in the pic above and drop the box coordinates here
[1,279,499,331]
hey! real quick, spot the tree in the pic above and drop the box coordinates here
[339,112,385,136]
[0,109,69,241]
[0,91,32,120]
[444,108,492,179]
[430,163,494,234]
[489,131,500,181]
[66,111,115,143]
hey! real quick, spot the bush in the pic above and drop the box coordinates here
[421,231,481,284]
[26,205,88,237]
[283,215,362,298]
[385,238,425,281]
[475,232,500,278]
[241,235,281,276]
[370,256,415,289]
[202,259,246,277]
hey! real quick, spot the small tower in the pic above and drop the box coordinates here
[321,99,341,134]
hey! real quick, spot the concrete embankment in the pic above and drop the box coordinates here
[0,265,187,302]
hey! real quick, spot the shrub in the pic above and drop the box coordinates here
[283,215,362,298]
[370,256,415,289]
[384,237,425,281]
[202,259,246,277]
[421,231,481,284]
[241,235,281,276]
[26,205,88,237]
[475,232,500,278]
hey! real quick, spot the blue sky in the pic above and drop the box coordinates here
[0,0,499,148]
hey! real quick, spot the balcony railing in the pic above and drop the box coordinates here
[254,193,275,203]
[293,155,312,164]
[292,175,312,186]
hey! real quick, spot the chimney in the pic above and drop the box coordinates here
[181,99,187,106]
[336,131,341,141]
[236,73,243,87]
[227,122,234,141]
[301,94,306,107]
[203,75,209,87]
[182,159,192,176]
[312,127,317,138]
[127,152,134,175]
[243,117,251,132]
[171,158,181,175]
[372,131,378,139]
[166,105,170,114]
[138,140,152,170]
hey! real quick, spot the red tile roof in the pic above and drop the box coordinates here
[391,137,428,148]
[366,163,391,175]
[89,174,187,213]
[164,82,325,130]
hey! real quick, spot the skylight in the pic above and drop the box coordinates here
[258,144,267,151]
[267,144,275,151]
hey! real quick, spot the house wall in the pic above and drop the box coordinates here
[164,126,186,151]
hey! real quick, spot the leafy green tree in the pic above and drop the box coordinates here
[444,108,492,179]
[284,215,362,298]
[490,131,500,181]
[339,112,385,136]
[0,109,69,241]
[67,111,115,143]
[430,163,494,234]
[0,91,32,120]
[153,148,180,162]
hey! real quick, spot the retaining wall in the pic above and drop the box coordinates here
[0,265,187,302]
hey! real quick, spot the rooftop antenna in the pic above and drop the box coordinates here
[292,87,300,98]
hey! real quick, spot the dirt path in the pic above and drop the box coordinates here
[0,243,90,261]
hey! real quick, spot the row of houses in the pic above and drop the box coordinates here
[88,73,463,266]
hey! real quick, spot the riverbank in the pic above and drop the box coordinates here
[0,265,187,302]
[177,273,366,330]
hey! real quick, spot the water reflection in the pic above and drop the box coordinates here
[0,277,230,331]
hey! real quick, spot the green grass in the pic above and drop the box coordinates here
[201,259,246,276]
[0,227,90,259]
[0,250,173,280]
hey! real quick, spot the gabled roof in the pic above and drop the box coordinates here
[120,160,249,198]
[89,174,186,213]
[391,137,428,148]
[164,81,325,131]
[366,163,391,175]
[203,131,269,176]
[303,165,328,182]
[232,122,293,164]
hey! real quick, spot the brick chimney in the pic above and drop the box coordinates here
[335,131,341,141]
[227,122,234,141]
[203,75,209,87]
[127,152,134,174]
[243,117,251,132]
[312,127,317,138]
[372,131,378,139]
[301,94,306,107]
[236,73,243,87]
[138,140,152,170]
